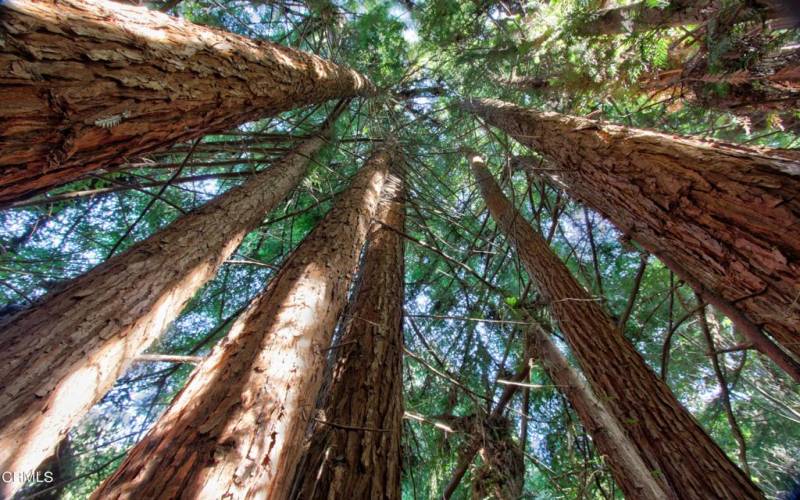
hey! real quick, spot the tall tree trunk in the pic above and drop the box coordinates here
[91,146,393,500]
[523,319,670,499]
[290,168,405,500]
[0,133,329,499]
[640,44,800,120]
[469,416,524,500]
[462,98,800,378]
[468,156,763,499]
[576,0,786,37]
[577,0,710,36]
[0,0,374,204]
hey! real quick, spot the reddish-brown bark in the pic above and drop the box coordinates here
[0,0,374,204]
[640,46,800,119]
[91,146,392,499]
[290,168,405,499]
[462,98,800,372]
[523,318,671,499]
[0,135,327,499]
[469,156,762,499]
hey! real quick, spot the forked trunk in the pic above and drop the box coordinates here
[91,146,392,499]
[469,156,762,499]
[0,134,327,498]
[462,98,800,376]
[442,362,531,499]
[290,167,405,499]
[469,416,524,500]
[0,0,374,204]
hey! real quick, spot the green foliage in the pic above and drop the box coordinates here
[1,0,798,498]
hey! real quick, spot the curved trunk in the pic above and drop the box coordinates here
[469,156,762,499]
[0,0,373,204]
[0,135,327,499]
[290,168,405,499]
[462,98,800,376]
[92,146,392,499]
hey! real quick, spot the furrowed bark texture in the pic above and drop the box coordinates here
[290,169,405,500]
[469,157,763,499]
[463,98,800,365]
[0,136,326,498]
[524,322,670,499]
[92,147,391,500]
[641,46,800,120]
[0,0,374,204]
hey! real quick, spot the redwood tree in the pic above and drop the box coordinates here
[463,98,800,377]
[290,168,405,499]
[91,145,393,499]
[523,318,670,499]
[0,133,328,498]
[0,0,374,204]
[469,155,763,499]
[576,0,785,37]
